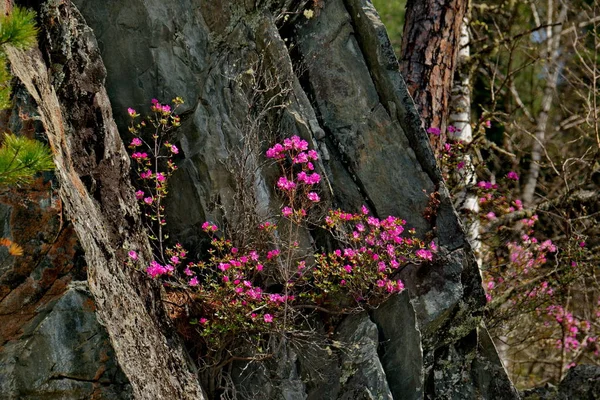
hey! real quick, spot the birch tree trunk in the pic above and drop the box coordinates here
[448,14,479,251]
[522,3,568,207]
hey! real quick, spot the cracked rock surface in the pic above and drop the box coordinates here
[0,0,524,398]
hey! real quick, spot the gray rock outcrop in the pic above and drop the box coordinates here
[0,0,523,398]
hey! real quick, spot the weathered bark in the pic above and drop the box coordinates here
[400,0,468,148]
[4,2,204,399]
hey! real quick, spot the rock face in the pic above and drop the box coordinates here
[0,282,132,399]
[0,139,131,398]
[0,0,523,398]
[521,365,600,399]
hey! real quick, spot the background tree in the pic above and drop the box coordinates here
[399,0,467,152]
[376,0,600,389]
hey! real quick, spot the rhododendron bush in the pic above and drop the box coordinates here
[124,99,435,375]
[434,124,600,387]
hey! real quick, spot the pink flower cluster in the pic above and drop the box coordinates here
[547,305,596,354]
[146,260,174,278]
[151,98,172,114]
[267,136,323,219]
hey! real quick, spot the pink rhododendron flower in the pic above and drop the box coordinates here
[189,277,199,286]
[477,181,493,190]
[267,249,280,259]
[218,262,231,271]
[277,176,296,191]
[306,173,321,184]
[514,199,523,210]
[266,143,285,159]
[264,314,273,323]
[146,261,168,278]
[415,249,433,261]
[282,207,293,217]
[297,171,308,183]
[293,152,309,164]
[144,197,154,205]
[127,108,137,117]
[171,145,179,154]
[135,190,144,200]
[140,170,152,179]
[199,317,208,324]
[128,250,138,260]
[156,172,166,182]
[427,127,441,136]
[283,136,309,151]
[507,171,519,180]
[202,221,218,232]
[130,138,142,146]
[307,192,320,202]
[540,240,557,252]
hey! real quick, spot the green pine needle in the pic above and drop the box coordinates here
[0,134,54,186]
[0,55,12,110]
[0,6,38,49]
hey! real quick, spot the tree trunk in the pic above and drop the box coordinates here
[522,4,568,207]
[1,0,519,398]
[448,12,482,264]
[400,0,468,150]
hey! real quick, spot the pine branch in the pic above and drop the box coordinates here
[0,134,54,186]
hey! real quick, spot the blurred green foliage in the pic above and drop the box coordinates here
[371,0,406,56]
